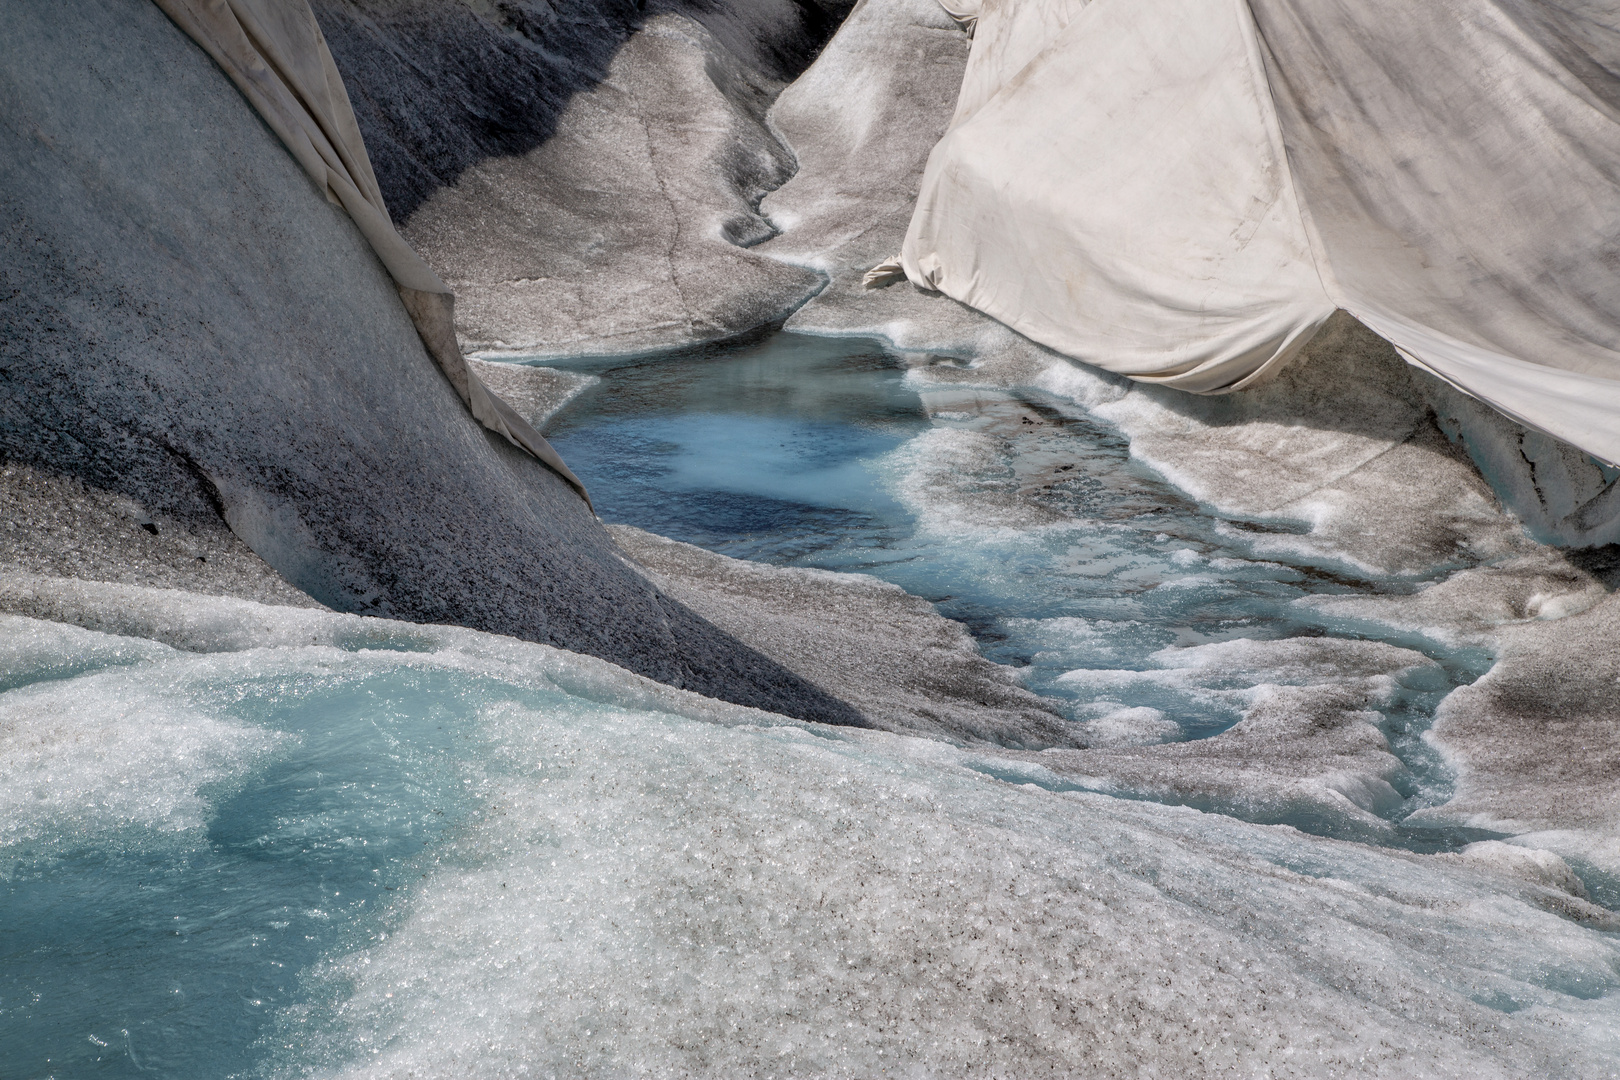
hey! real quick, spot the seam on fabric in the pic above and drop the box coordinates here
[1235,0,1340,311]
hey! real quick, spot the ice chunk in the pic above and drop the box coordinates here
[0,613,172,693]
[1147,635,1436,695]
[1036,686,1407,838]
[0,573,429,654]
[1427,376,1620,549]
[1006,615,1158,670]
[1302,550,1612,650]
[887,425,1069,537]
[1454,841,1589,900]
[463,360,597,429]
[1075,704,1181,747]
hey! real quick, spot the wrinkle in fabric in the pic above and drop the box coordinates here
[900,0,1620,463]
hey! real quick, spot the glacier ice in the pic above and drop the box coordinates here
[3,563,1618,1076]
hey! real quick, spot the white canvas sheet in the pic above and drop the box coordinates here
[950,0,1092,126]
[899,0,1620,464]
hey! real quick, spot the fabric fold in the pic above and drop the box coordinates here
[901,0,1334,393]
[1251,0,1620,466]
[902,0,1620,464]
[151,0,590,504]
[948,0,1093,127]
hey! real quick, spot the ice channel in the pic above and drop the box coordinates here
[4,332,1618,1077]
[542,330,1492,831]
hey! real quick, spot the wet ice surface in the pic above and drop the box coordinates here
[2,597,1618,1079]
[0,638,494,1077]
[541,330,1491,832]
[0,601,767,1079]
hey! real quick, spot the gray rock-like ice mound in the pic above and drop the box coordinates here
[610,523,1073,748]
[316,0,850,357]
[0,0,862,726]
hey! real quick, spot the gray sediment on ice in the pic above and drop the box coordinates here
[609,523,1074,748]
[315,0,849,356]
[1021,638,1440,841]
[0,462,319,609]
[1031,313,1539,576]
[0,0,863,728]
[1325,580,1620,868]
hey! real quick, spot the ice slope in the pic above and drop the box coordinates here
[0,0,859,725]
[2,582,1618,1077]
[313,0,851,357]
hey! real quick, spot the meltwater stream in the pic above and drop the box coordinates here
[541,330,1489,808]
[10,332,1617,1079]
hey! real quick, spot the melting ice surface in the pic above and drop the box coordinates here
[5,332,1618,1078]
[543,331,1487,805]
[3,606,1619,1078]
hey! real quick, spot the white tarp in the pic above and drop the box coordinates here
[151,0,590,502]
[950,0,1090,126]
[894,0,1620,464]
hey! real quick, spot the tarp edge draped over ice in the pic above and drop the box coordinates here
[150,0,592,504]
[888,0,1620,468]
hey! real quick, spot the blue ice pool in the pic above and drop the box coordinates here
[541,330,1490,757]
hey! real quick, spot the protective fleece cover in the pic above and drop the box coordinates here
[898,0,1620,464]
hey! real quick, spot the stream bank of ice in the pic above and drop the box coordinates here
[2,584,1618,1078]
[538,330,1517,846]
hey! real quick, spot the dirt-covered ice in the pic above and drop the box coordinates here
[609,523,1073,747]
